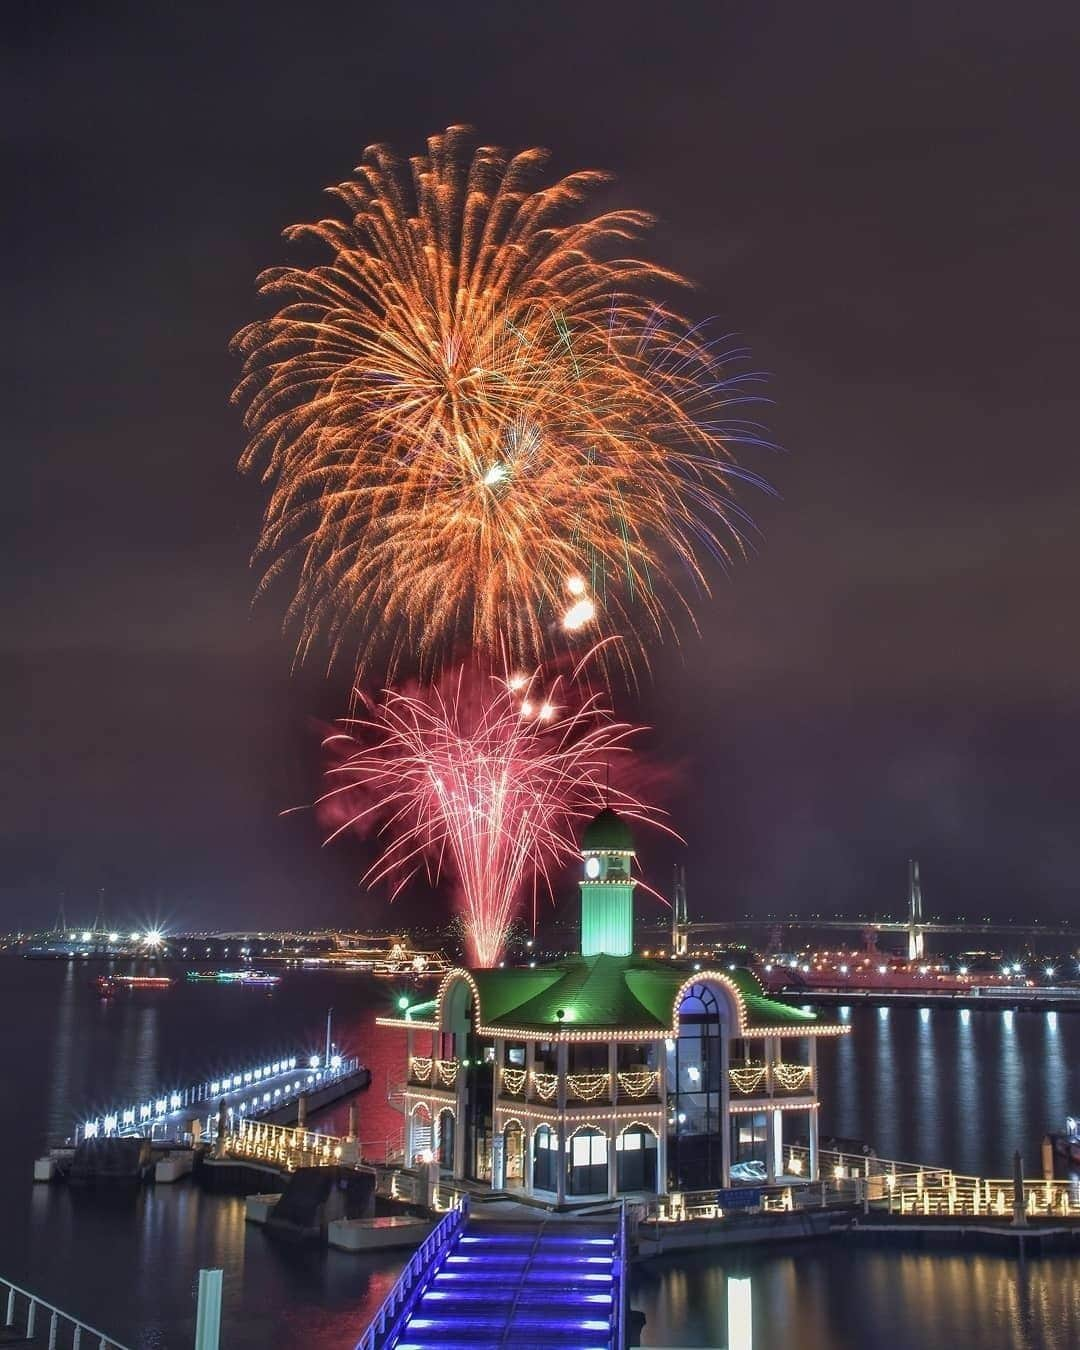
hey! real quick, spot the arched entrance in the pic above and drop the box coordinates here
[503,1119,525,1188]
[616,1123,658,1192]
[668,978,739,1189]
[532,1123,558,1192]
[567,1126,608,1196]
[407,1102,432,1166]
[436,1108,455,1173]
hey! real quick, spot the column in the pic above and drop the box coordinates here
[765,1109,777,1185]
[720,1030,732,1186]
[523,1126,534,1198]
[607,1126,618,1199]
[405,1107,415,1166]
[657,1041,669,1196]
[492,1128,506,1191]
[808,1035,818,1094]
[525,1040,536,1100]
[808,1105,820,1182]
[609,1041,619,1105]
[555,1041,569,1205]
[771,1108,783,1181]
[493,1035,505,1183]
[555,1121,567,1205]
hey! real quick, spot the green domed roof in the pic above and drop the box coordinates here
[582,807,635,853]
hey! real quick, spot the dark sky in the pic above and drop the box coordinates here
[4,1,1080,933]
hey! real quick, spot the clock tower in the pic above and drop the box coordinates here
[579,807,637,957]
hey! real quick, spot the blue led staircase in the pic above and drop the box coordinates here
[393,1220,620,1350]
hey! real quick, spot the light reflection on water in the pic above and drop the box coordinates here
[635,1247,1080,1349]
[6,960,1080,1347]
[816,1004,1079,1176]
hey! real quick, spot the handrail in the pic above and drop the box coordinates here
[2,1274,131,1349]
[353,1194,469,1350]
[614,1199,628,1350]
[76,1053,362,1144]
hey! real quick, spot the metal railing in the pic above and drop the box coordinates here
[222,1118,351,1170]
[2,1276,130,1349]
[76,1053,361,1144]
[354,1194,470,1350]
[648,1146,1080,1226]
[727,1063,813,1096]
[613,1201,628,1350]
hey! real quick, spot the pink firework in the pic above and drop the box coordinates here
[319,665,665,967]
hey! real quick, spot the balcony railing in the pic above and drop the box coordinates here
[497,1066,662,1105]
[566,1072,610,1102]
[771,1062,813,1094]
[727,1063,813,1096]
[530,1070,559,1101]
[500,1067,526,1096]
[407,1056,459,1089]
[616,1069,660,1099]
[435,1058,458,1087]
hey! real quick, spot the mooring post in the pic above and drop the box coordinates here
[193,1269,222,1350]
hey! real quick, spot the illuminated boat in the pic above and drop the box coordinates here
[95,975,173,997]
[756,935,1030,995]
[185,970,281,985]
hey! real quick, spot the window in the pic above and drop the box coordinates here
[568,1128,607,1196]
[533,1125,558,1192]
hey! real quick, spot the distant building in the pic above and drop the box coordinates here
[379,808,847,1202]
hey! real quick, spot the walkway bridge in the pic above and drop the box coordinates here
[357,1198,629,1350]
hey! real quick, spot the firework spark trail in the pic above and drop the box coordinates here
[233,125,769,680]
[318,665,668,967]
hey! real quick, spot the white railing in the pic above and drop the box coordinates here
[224,1118,350,1170]
[566,1072,610,1102]
[616,1069,660,1099]
[76,1053,361,1144]
[648,1147,1080,1225]
[354,1194,470,1350]
[2,1276,130,1349]
[727,1063,813,1096]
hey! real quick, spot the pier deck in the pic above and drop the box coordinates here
[74,1054,366,1146]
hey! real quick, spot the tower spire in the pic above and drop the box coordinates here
[672,865,689,957]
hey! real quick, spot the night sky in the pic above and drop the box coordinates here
[5,1,1080,933]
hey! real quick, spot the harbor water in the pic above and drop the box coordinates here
[3,956,1080,1347]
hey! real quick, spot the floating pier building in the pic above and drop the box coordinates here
[380,808,847,1203]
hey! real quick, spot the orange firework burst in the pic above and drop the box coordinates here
[233,125,766,678]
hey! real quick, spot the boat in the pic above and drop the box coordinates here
[756,932,1029,995]
[185,969,281,986]
[295,934,451,977]
[95,975,173,997]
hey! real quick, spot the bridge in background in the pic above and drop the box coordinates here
[676,861,1080,960]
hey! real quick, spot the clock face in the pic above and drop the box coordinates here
[584,856,601,879]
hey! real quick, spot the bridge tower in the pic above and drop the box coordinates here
[907,859,925,961]
[672,864,690,957]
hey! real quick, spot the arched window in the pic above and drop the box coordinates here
[568,1127,608,1196]
[532,1124,558,1192]
[616,1124,658,1192]
[668,980,727,1189]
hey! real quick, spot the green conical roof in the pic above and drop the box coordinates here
[582,807,635,852]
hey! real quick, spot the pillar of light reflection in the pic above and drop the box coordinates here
[726,1275,752,1350]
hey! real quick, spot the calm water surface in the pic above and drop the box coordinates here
[3,957,1080,1348]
